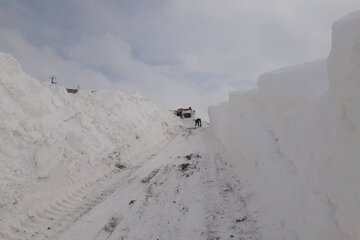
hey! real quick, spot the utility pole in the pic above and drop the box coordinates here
[50,75,57,84]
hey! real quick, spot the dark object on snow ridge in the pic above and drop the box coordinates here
[66,88,78,94]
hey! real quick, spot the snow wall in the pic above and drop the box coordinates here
[209,10,360,240]
[0,52,180,224]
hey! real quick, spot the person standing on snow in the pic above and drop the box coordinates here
[195,118,202,128]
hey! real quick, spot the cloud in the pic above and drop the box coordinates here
[0,25,212,118]
[0,0,360,118]
[0,27,115,90]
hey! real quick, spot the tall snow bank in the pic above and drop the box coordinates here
[209,10,360,240]
[0,52,180,225]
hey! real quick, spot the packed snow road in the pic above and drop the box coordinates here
[5,127,260,240]
[58,127,260,240]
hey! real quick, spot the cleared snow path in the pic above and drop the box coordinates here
[41,128,259,240]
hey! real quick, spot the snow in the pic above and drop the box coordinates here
[258,59,328,99]
[1,119,260,239]
[0,52,181,239]
[2,8,360,240]
[57,128,260,240]
[209,10,360,240]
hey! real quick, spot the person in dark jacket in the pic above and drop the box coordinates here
[195,118,202,128]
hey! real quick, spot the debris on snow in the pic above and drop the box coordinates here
[179,163,191,171]
[104,217,118,233]
[183,153,202,160]
[236,216,248,223]
[141,168,160,183]
[115,162,126,169]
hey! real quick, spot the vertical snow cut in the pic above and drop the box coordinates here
[209,10,360,240]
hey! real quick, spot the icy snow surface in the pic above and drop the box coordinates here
[209,10,360,240]
[0,52,181,239]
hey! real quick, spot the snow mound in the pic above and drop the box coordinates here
[0,52,180,229]
[209,10,360,240]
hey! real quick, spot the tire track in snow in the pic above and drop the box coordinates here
[1,130,179,240]
[54,129,261,240]
[200,129,261,240]
[0,166,137,240]
[99,134,204,240]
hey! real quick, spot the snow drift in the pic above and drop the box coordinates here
[209,10,360,240]
[0,52,180,231]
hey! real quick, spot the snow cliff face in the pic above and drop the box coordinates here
[0,52,180,224]
[209,10,360,240]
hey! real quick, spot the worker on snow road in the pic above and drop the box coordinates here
[195,118,202,128]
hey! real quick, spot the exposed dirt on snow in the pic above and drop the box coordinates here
[51,127,260,240]
[1,126,260,240]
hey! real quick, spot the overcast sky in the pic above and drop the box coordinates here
[0,0,359,118]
